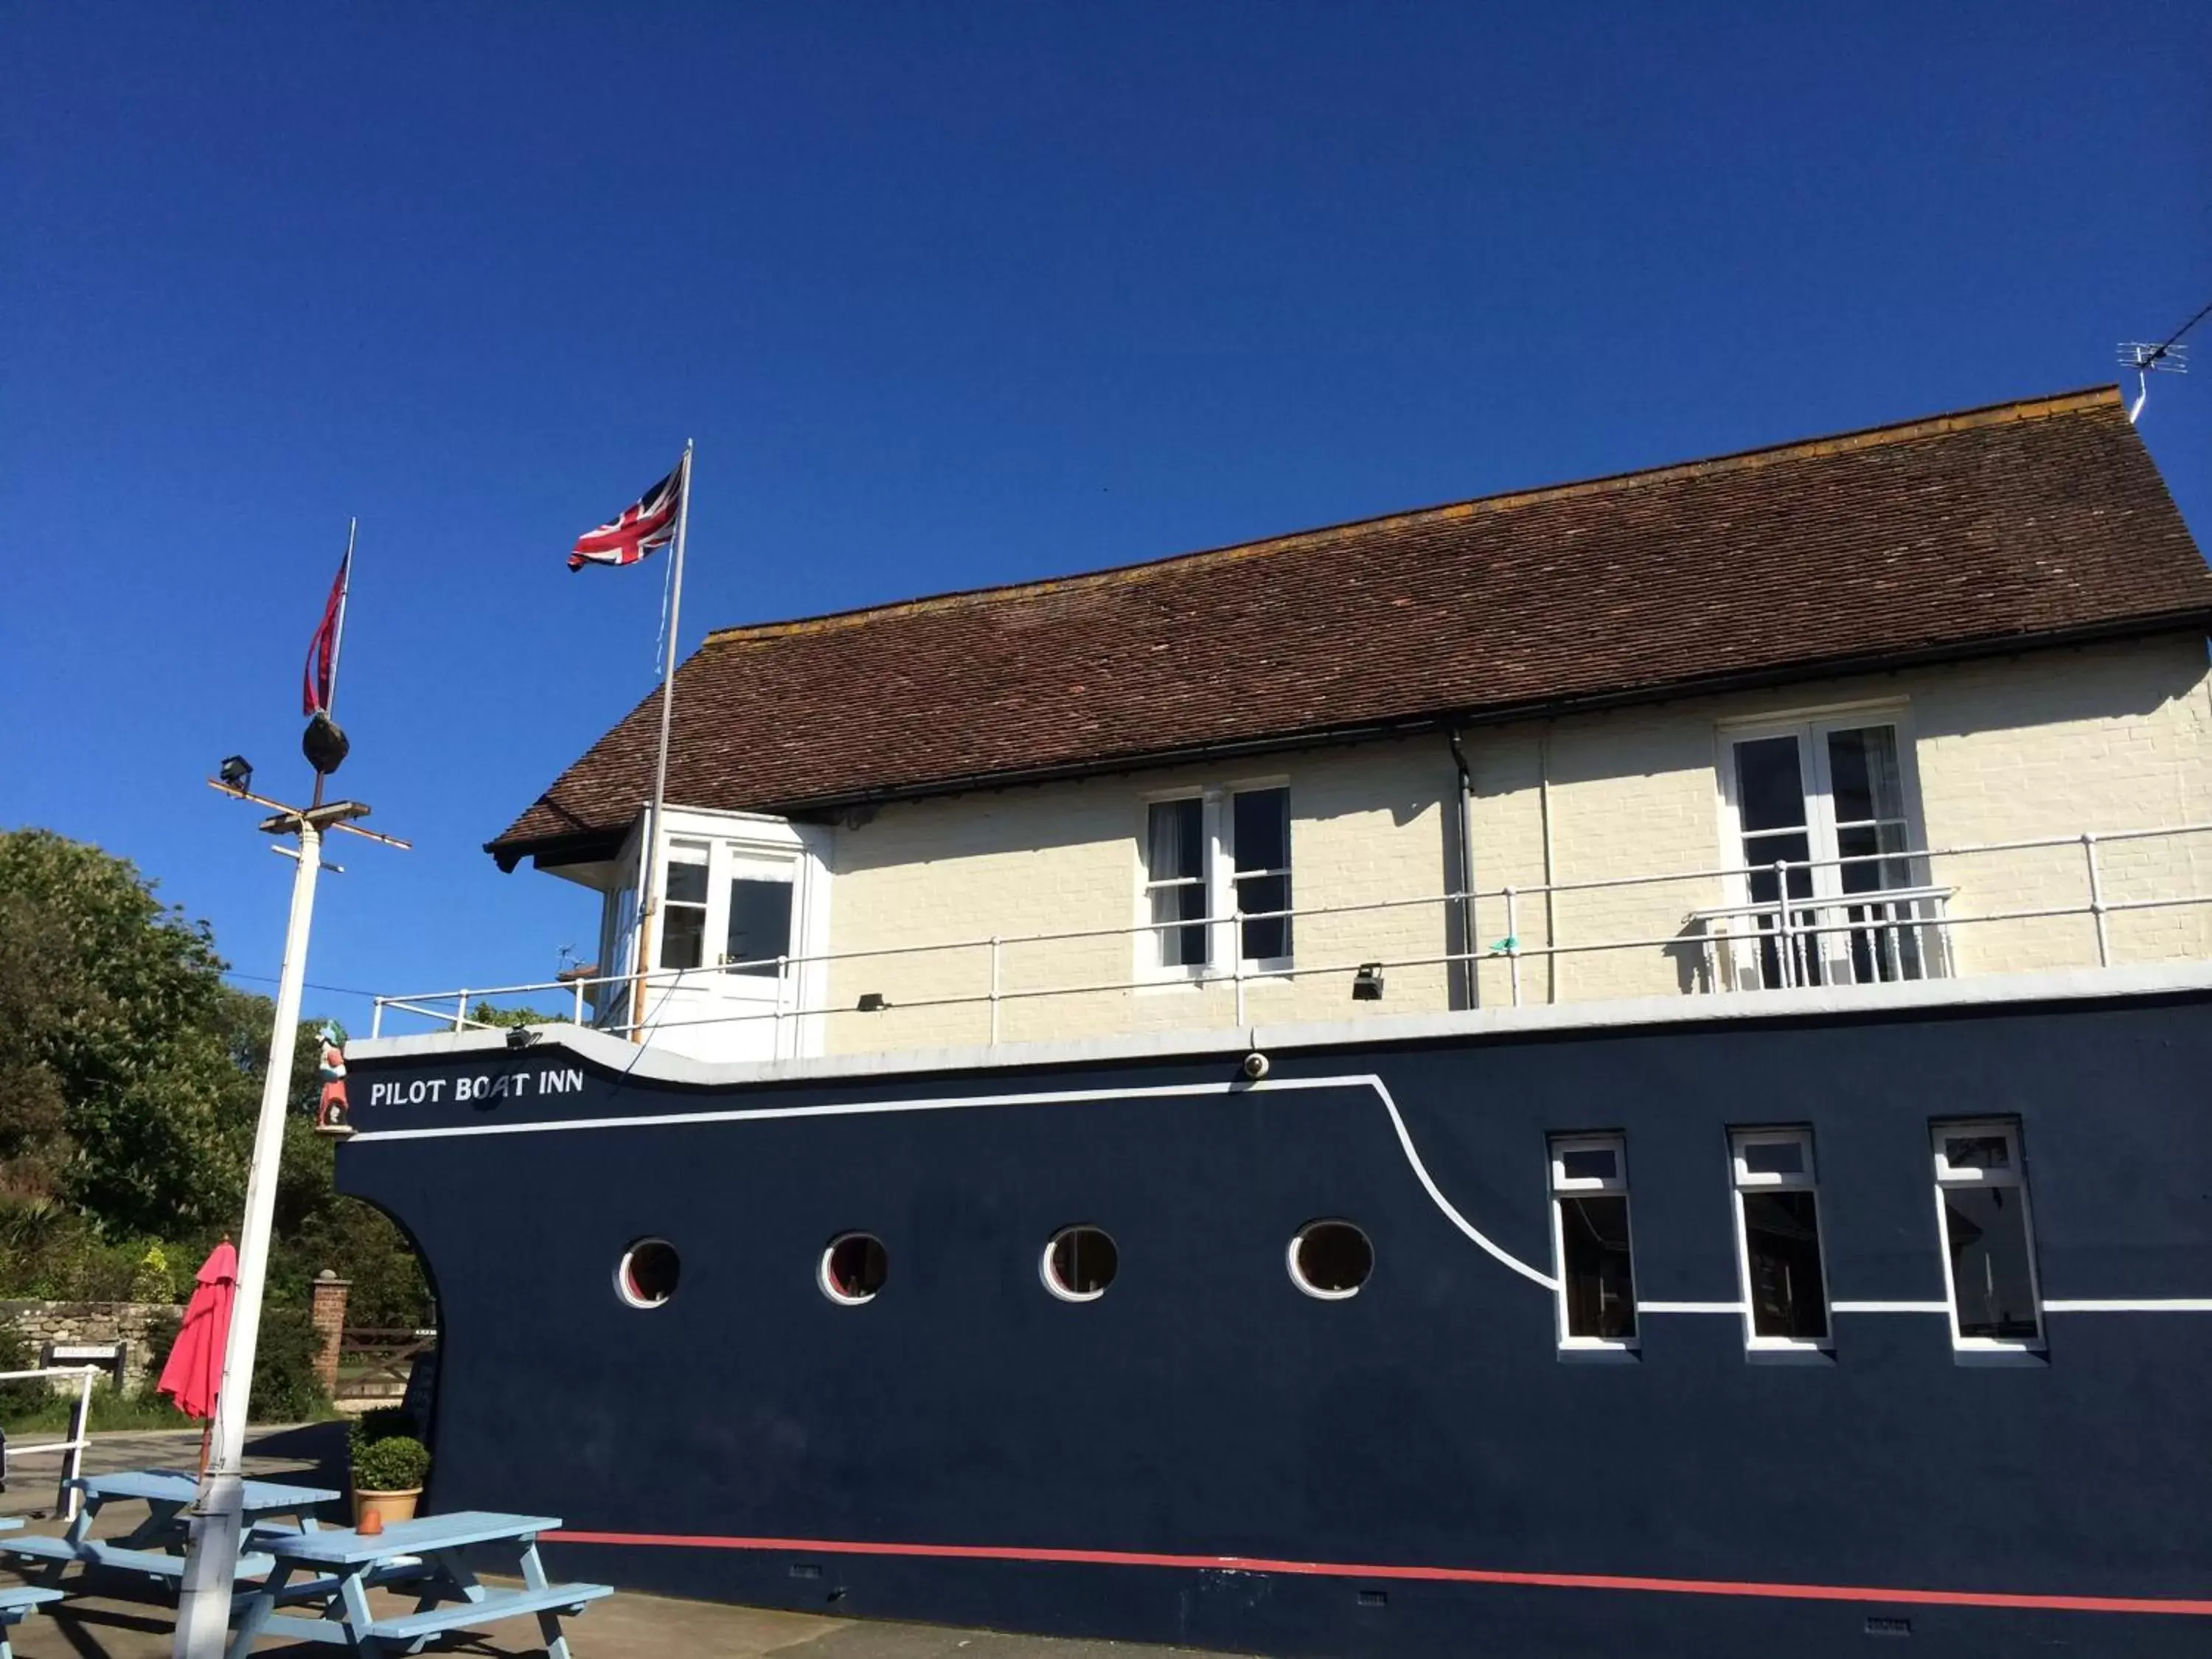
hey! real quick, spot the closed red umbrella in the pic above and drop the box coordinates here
[159,1241,237,1469]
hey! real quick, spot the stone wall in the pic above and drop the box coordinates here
[0,1299,184,1391]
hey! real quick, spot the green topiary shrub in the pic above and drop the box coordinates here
[352,1433,429,1493]
[349,1405,417,1451]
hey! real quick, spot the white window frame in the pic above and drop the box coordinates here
[1728,1126,1833,1354]
[1548,1133,1638,1353]
[1714,703,1941,989]
[1135,780,1293,982]
[1930,1118,2045,1354]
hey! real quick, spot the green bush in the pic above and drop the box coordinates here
[0,1324,50,1419]
[248,1304,330,1423]
[352,1433,429,1492]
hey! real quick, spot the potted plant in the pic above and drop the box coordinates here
[350,1431,430,1527]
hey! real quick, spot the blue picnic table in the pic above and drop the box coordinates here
[0,1522,63,1659]
[229,1510,610,1658]
[1,1468,338,1593]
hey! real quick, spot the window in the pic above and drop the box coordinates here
[1550,1136,1636,1347]
[1931,1121,2043,1349]
[1141,785,1293,974]
[1730,1128,1831,1349]
[1041,1226,1120,1301]
[1287,1220,1373,1299]
[723,877,794,975]
[1144,796,1210,969]
[1233,788,1293,963]
[616,1239,681,1309]
[658,846,710,970]
[820,1233,889,1305]
[1721,714,1940,990]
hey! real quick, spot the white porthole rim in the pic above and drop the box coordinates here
[615,1238,678,1310]
[818,1233,885,1306]
[1040,1226,1115,1303]
[1287,1220,1373,1301]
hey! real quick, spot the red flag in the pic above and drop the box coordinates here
[568,462,683,572]
[302,550,349,716]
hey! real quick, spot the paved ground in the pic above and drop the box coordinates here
[1,1427,1237,1658]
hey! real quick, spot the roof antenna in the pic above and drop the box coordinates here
[2119,339,2188,425]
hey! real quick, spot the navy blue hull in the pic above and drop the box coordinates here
[341,987,2212,1657]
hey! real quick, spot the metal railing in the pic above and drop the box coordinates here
[369,820,2212,1050]
[1,1366,100,1520]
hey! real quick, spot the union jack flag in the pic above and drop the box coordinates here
[568,461,684,572]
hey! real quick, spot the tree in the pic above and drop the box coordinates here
[0,830,253,1234]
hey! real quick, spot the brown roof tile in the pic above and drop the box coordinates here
[491,386,2212,866]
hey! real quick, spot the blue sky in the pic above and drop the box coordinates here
[4,3,2207,1026]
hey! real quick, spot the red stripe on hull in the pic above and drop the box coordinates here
[544,1531,2212,1618]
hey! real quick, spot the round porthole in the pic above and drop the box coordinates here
[1041,1225,1119,1302]
[820,1233,889,1305]
[1287,1220,1372,1300]
[616,1238,680,1309]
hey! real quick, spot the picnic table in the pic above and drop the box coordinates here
[0,1524,63,1659]
[228,1511,610,1658]
[1,1468,338,1591]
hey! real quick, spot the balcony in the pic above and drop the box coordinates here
[370,821,2212,1060]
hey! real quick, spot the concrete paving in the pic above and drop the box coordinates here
[1,1426,1240,1657]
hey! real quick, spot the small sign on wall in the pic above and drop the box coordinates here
[43,1341,126,1385]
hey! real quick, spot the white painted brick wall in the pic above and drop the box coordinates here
[817,635,2212,1053]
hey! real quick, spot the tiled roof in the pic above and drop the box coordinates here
[491,386,2212,866]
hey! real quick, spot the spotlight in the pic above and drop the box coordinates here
[1352,964,1386,1001]
[219,756,254,792]
[857,992,891,1012]
[505,1026,541,1050]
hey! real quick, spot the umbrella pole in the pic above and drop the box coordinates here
[198,1421,211,1477]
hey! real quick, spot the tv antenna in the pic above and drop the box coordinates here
[2120,296,2208,425]
[2120,340,2188,425]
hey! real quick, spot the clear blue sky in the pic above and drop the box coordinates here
[4,3,2207,1026]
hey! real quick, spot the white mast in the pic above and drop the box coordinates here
[630,442,695,1040]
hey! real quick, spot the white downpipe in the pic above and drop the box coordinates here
[1539,726,1559,1004]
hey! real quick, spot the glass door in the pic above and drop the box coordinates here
[1724,719,1933,990]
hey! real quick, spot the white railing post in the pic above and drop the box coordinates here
[572,977,586,1026]
[1773,862,1793,990]
[988,936,1002,1048]
[1503,886,1522,1007]
[2082,832,2110,967]
[453,990,468,1033]
[59,1366,91,1521]
[370,998,386,1038]
[1232,911,1246,1027]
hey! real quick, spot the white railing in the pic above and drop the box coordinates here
[369,821,2212,1049]
[1,1366,99,1520]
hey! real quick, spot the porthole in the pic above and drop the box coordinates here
[1288,1220,1373,1300]
[616,1238,681,1309]
[820,1233,889,1305]
[1041,1225,1119,1302]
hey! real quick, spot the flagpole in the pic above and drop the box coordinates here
[630,442,693,1041]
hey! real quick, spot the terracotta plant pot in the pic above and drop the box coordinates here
[352,1487,422,1528]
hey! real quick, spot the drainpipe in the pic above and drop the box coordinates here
[1539,724,1559,1004]
[1447,728,1478,1009]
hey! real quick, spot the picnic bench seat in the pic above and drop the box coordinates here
[2,1529,275,1581]
[366,1580,613,1642]
[0,1584,64,1659]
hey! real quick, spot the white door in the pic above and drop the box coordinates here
[1721,719,1939,990]
[644,838,803,1060]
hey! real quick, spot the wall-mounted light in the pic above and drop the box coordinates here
[857,992,891,1012]
[1352,964,1385,1001]
[219,755,254,791]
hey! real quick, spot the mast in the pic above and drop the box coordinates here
[630,442,695,1040]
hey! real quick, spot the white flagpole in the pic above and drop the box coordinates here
[630,443,694,1041]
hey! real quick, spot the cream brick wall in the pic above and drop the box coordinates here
[822,742,1458,1054]
[814,635,2212,1053]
